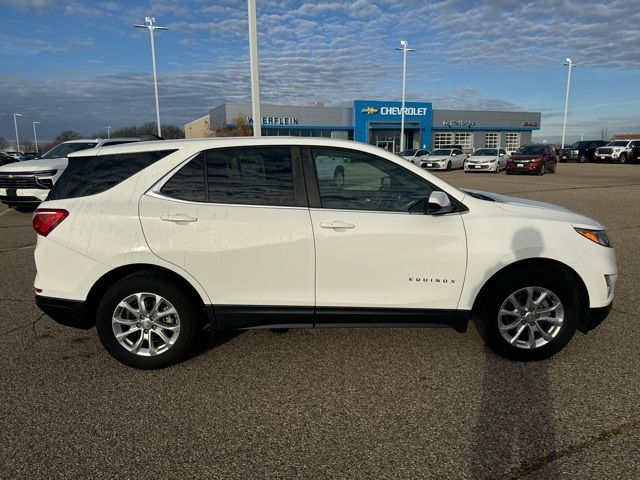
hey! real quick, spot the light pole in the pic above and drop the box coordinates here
[561,57,576,149]
[247,0,262,137]
[106,126,111,138]
[33,121,40,153]
[396,40,414,153]
[13,113,22,152]
[134,17,168,137]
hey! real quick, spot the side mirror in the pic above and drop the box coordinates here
[380,176,391,190]
[427,191,456,215]
[500,153,505,157]
[452,153,457,157]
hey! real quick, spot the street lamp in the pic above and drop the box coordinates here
[33,121,40,153]
[561,57,576,149]
[106,126,111,138]
[134,17,168,137]
[396,40,414,153]
[247,0,262,137]
[13,113,22,152]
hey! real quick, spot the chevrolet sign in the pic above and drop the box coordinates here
[362,106,428,116]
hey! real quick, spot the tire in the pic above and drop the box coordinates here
[538,164,545,176]
[333,168,345,189]
[446,161,452,171]
[506,171,513,175]
[96,272,198,369]
[579,154,587,163]
[474,267,578,361]
[618,154,627,164]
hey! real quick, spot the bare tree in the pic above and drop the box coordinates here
[600,128,611,141]
[0,137,9,150]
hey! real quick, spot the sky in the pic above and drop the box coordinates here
[0,0,639,143]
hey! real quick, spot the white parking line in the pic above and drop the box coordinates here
[0,209,12,218]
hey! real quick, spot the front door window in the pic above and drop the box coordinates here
[311,148,433,213]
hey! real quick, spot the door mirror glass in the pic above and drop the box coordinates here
[427,191,456,215]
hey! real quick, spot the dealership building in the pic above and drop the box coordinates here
[186,100,541,153]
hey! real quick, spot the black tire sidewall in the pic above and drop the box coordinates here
[96,273,198,369]
[475,268,578,361]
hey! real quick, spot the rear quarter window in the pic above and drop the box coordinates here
[47,149,176,201]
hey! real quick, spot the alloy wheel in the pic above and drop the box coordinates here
[112,292,181,357]
[497,286,564,349]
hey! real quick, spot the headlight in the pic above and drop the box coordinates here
[614,148,621,152]
[575,228,612,247]
[572,150,579,154]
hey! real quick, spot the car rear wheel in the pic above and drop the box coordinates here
[96,273,198,369]
[475,268,578,361]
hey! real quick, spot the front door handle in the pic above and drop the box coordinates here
[319,220,355,229]
[161,213,198,223]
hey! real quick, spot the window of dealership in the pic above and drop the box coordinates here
[199,101,541,152]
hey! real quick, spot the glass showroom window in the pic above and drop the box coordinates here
[485,133,499,148]
[434,132,453,149]
[454,132,474,150]
[506,133,520,152]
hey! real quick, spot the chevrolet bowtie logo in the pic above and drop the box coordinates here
[361,106,379,115]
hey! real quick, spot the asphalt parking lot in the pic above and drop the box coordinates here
[1,163,639,479]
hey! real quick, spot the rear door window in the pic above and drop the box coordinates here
[159,146,295,207]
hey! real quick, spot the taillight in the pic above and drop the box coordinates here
[32,209,69,237]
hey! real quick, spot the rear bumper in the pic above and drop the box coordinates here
[35,295,93,330]
[580,301,613,333]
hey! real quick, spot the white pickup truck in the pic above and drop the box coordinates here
[594,140,640,164]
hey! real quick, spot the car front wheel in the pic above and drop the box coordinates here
[475,268,577,361]
[96,273,198,369]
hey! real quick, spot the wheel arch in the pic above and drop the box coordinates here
[471,257,591,333]
[85,264,213,332]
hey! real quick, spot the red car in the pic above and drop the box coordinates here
[506,145,557,175]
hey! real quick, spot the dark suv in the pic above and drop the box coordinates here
[559,140,608,163]
[506,144,557,175]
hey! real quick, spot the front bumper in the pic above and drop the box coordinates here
[595,154,618,162]
[36,295,93,330]
[580,301,613,333]
[506,162,543,173]
[0,187,47,205]
[465,163,498,172]
[421,162,448,170]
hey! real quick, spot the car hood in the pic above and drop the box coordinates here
[424,156,450,162]
[467,156,499,162]
[0,157,68,173]
[462,189,603,229]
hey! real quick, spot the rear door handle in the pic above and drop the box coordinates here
[161,213,198,223]
[319,220,355,229]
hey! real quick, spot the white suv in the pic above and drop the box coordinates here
[32,138,617,368]
[0,138,141,209]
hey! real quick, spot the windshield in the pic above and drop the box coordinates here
[430,149,452,156]
[40,142,98,159]
[400,149,417,156]
[607,141,628,147]
[568,141,589,148]
[472,149,498,156]
[515,145,543,155]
